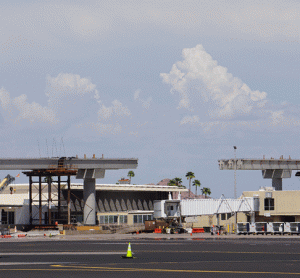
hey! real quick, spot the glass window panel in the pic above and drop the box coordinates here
[138,215,142,223]
[8,212,14,225]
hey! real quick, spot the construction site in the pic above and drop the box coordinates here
[1,155,300,236]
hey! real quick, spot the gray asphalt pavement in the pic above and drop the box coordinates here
[1,234,300,277]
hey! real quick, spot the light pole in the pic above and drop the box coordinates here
[234,146,237,199]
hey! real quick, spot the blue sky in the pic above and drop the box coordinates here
[0,0,299,197]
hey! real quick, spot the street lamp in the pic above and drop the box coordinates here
[234,146,237,199]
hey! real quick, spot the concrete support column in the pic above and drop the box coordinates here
[272,178,282,191]
[251,212,255,223]
[216,214,219,227]
[83,178,96,225]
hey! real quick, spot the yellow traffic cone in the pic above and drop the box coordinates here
[121,242,135,259]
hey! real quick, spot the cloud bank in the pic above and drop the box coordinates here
[161,44,300,131]
[0,73,132,134]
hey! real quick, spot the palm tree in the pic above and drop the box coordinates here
[193,179,201,196]
[174,177,182,187]
[185,171,195,198]
[202,187,211,198]
[168,179,176,186]
[127,171,135,184]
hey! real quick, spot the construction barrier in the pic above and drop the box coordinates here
[154,228,162,233]
[18,234,26,238]
[192,228,205,233]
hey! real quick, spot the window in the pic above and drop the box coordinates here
[8,212,14,225]
[119,215,127,224]
[133,214,153,223]
[1,210,7,224]
[1,210,14,225]
[99,215,118,224]
[227,213,232,219]
[264,198,274,211]
[221,214,226,220]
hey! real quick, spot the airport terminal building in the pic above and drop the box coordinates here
[0,182,187,229]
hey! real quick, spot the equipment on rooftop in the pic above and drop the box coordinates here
[0,174,15,192]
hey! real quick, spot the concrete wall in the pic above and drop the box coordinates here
[243,190,300,219]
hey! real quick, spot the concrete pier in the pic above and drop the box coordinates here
[83,178,96,225]
[218,158,296,191]
[272,178,282,191]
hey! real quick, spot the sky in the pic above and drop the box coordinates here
[0,0,299,197]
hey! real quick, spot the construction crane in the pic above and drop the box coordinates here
[0,175,15,192]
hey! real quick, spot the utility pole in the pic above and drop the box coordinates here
[233,146,237,233]
[234,146,237,199]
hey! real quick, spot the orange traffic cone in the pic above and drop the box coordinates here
[121,242,135,259]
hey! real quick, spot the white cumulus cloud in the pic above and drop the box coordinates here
[180,115,200,125]
[0,87,58,124]
[161,44,300,132]
[98,99,131,120]
[134,89,152,110]
[161,44,267,119]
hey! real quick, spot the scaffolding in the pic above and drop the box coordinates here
[23,169,77,226]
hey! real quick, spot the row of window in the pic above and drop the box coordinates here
[219,198,275,219]
[133,214,153,223]
[221,213,233,220]
[99,215,127,224]
[1,210,14,225]
[99,214,153,224]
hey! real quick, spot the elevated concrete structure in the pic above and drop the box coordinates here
[0,157,138,170]
[0,157,138,225]
[218,157,300,190]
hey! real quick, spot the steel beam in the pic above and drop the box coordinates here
[67,176,71,225]
[58,176,61,223]
[29,176,32,225]
[47,178,51,225]
[39,176,42,225]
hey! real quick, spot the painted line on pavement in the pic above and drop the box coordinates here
[1,250,300,255]
[51,264,300,275]
[0,252,124,256]
[0,262,74,266]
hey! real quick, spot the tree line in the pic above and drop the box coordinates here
[168,171,211,198]
[126,170,211,198]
